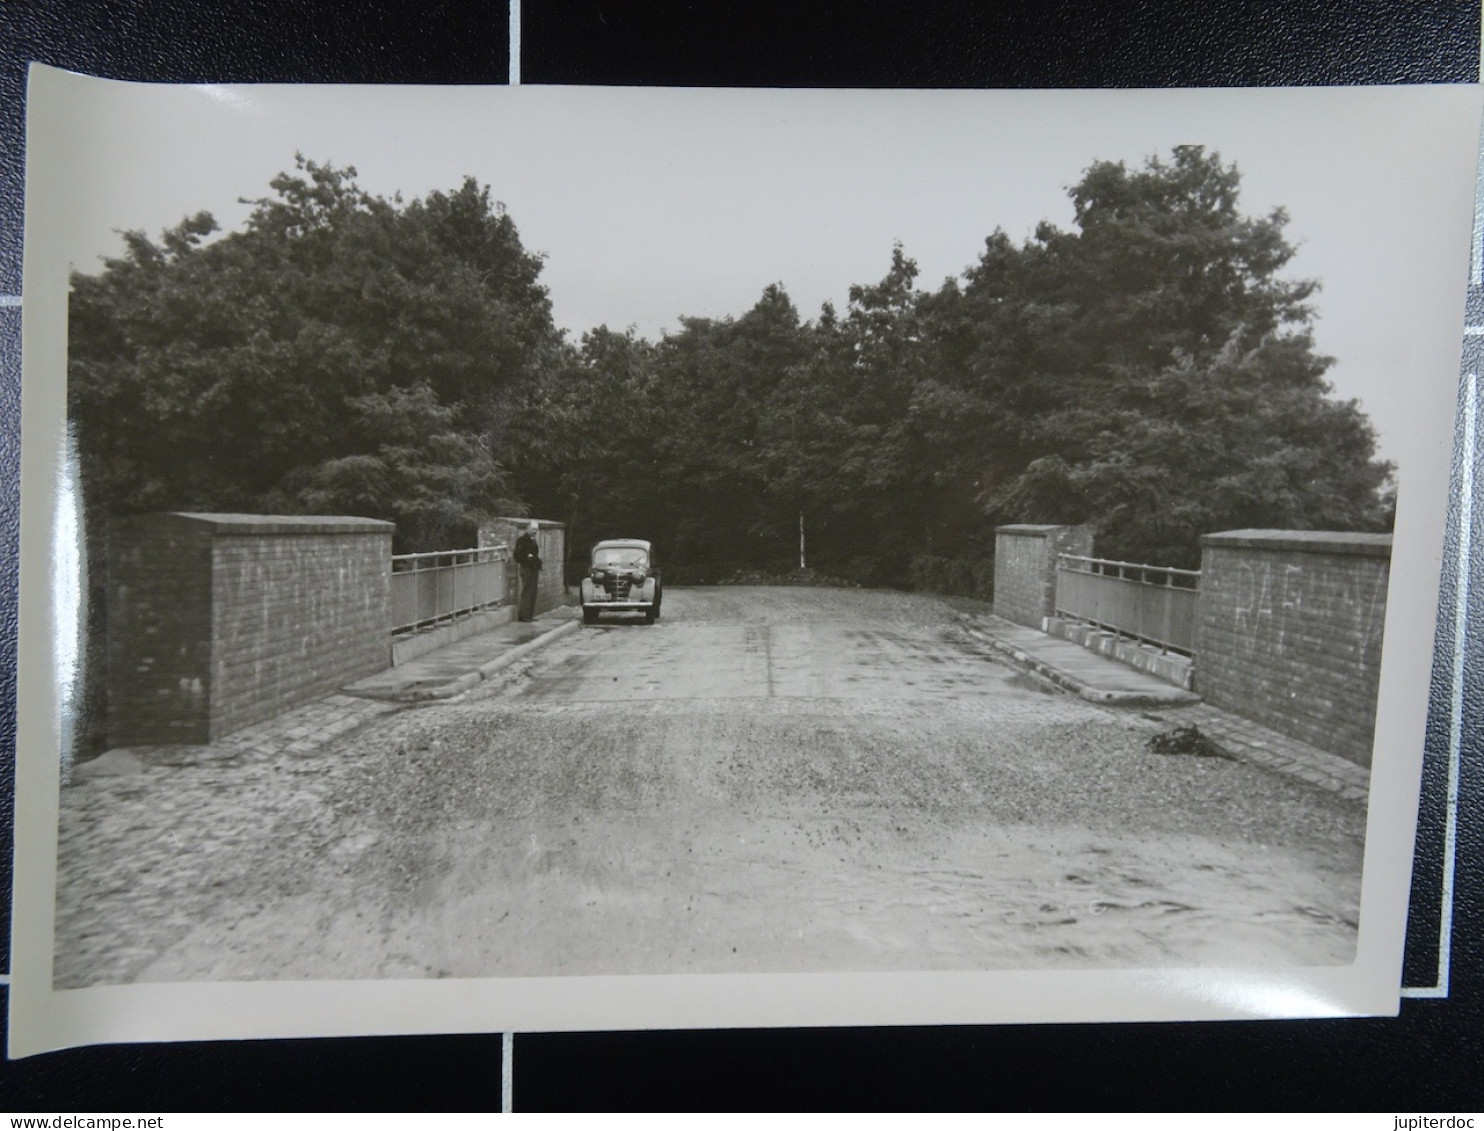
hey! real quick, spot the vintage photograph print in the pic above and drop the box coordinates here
[10,69,1479,1053]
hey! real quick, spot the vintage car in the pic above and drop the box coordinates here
[580,539,662,624]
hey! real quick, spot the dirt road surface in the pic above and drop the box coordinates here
[55,586,1364,985]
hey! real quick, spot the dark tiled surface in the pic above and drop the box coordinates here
[0,990,504,1109]
[0,306,15,978]
[0,0,511,294]
[524,0,1480,90]
[2,0,1481,1111]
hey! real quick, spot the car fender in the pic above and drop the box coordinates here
[641,578,657,603]
[580,577,597,603]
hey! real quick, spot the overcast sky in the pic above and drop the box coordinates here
[38,76,1484,465]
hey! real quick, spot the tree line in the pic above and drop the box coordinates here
[70,147,1392,592]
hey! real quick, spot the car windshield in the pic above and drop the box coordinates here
[594,547,647,568]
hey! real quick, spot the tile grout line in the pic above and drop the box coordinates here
[1403,96,1483,994]
[504,1,517,1092]
[503,0,517,1091]
[1401,368,1474,1000]
[1,296,13,983]
[509,0,521,86]
[502,1031,514,1111]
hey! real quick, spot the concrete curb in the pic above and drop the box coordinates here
[960,619,1367,802]
[357,619,581,703]
[474,619,581,682]
[962,623,1202,707]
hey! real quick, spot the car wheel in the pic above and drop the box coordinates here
[643,607,656,624]
[583,607,599,625]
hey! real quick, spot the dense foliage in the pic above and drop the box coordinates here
[69,157,560,551]
[513,147,1390,582]
[72,147,1392,589]
[939,146,1391,567]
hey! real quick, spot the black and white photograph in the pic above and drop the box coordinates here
[7,68,1478,1054]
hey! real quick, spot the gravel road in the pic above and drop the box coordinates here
[55,586,1364,985]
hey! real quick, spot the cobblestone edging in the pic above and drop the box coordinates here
[59,693,410,987]
[1175,703,1371,804]
[73,694,404,778]
[960,618,1369,804]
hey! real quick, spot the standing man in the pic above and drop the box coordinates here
[514,521,543,622]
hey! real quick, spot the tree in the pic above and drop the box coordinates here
[504,325,666,579]
[85,148,1389,591]
[68,157,559,550]
[650,284,813,577]
[945,146,1391,566]
[753,248,947,586]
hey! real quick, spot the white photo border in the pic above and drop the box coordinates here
[10,66,1480,1055]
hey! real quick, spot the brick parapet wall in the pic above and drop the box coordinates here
[107,516,215,747]
[1195,529,1390,766]
[993,524,1094,629]
[107,514,394,746]
[209,527,392,737]
[480,518,566,615]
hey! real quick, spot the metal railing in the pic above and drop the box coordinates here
[1054,554,1201,656]
[390,544,511,635]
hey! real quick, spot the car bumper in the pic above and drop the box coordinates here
[581,577,658,608]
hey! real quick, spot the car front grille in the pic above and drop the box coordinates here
[611,577,632,599]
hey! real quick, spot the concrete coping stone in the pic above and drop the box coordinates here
[165,513,395,536]
[1200,529,1392,557]
[489,516,566,530]
[994,524,1069,537]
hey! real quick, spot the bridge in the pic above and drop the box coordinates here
[48,510,1385,985]
[95,511,1390,774]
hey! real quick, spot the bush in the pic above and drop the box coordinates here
[908,554,995,600]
